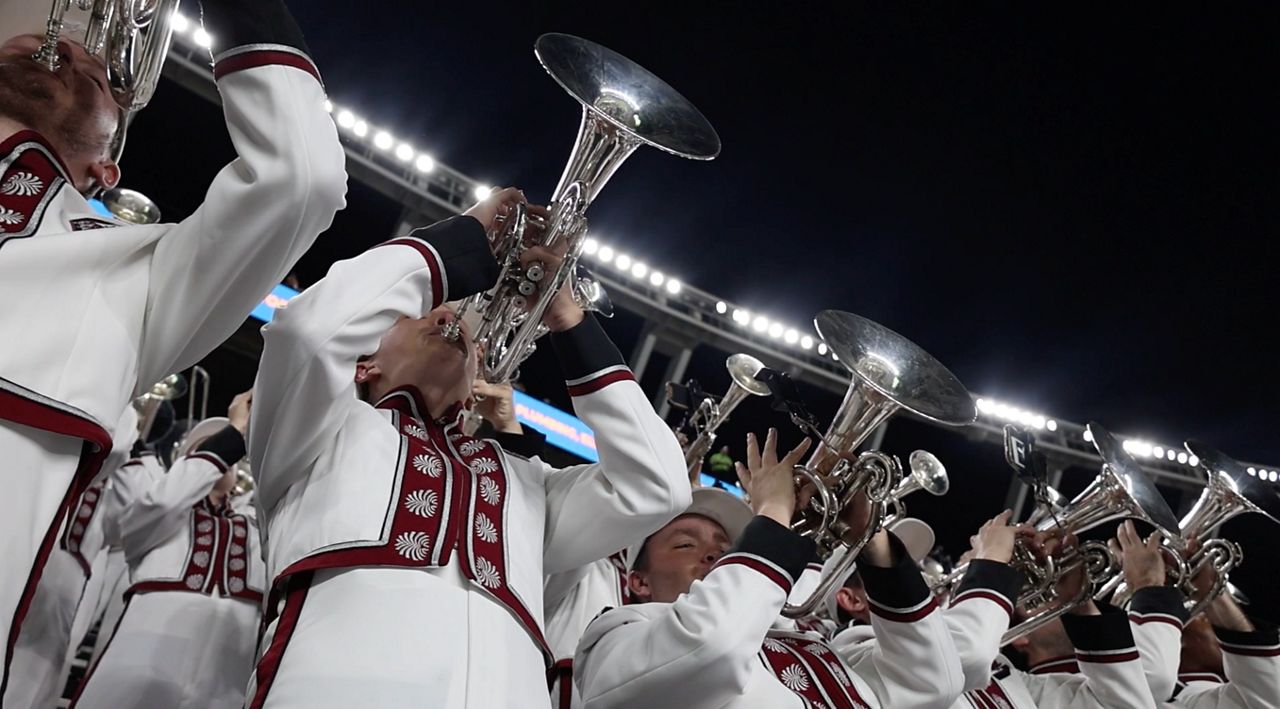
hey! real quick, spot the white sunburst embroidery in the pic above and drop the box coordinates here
[479,476,501,506]
[191,551,210,568]
[459,440,485,456]
[403,423,429,441]
[829,662,852,687]
[185,574,205,590]
[1,171,43,197]
[475,557,501,588]
[469,457,499,475]
[779,664,810,692]
[412,453,443,478]
[804,642,829,656]
[405,489,439,518]
[0,206,24,226]
[394,531,432,561]
[474,513,498,543]
[762,638,788,652]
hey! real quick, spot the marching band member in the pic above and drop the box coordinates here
[1118,536,1280,709]
[245,188,689,708]
[0,0,346,690]
[72,392,265,708]
[940,518,1160,708]
[4,406,140,707]
[1169,583,1279,708]
[574,430,966,709]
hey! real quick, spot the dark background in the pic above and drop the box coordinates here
[121,3,1278,611]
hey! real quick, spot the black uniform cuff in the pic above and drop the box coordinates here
[199,0,309,55]
[192,425,247,470]
[412,216,500,302]
[1215,618,1280,656]
[857,532,935,619]
[1129,586,1190,627]
[552,315,631,395]
[490,424,547,459]
[1062,604,1140,662]
[953,559,1020,618]
[716,516,817,592]
[129,439,150,458]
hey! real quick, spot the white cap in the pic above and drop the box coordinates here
[818,517,936,620]
[625,487,753,573]
[175,417,231,460]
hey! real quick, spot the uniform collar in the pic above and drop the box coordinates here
[373,386,466,427]
[1,130,73,182]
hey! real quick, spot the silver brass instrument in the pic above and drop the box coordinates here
[444,33,719,383]
[987,423,1182,644]
[101,187,161,224]
[132,372,186,441]
[781,310,975,618]
[882,450,949,528]
[1175,440,1280,616]
[668,354,770,482]
[31,0,181,158]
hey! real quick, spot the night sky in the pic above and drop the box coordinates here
[119,3,1278,602]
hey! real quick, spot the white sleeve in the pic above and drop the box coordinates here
[118,426,244,561]
[1023,608,1159,709]
[1173,622,1280,709]
[1128,586,1191,702]
[103,451,166,548]
[575,517,811,709]
[944,559,1021,691]
[135,2,346,388]
[841,535,965,709]
[540,316,691,575]
[250,216,498,512]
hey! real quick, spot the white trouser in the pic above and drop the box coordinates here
[72,591,260,709]
[3,549,86,709]
[250,563,551,709]
[0,421,81,698]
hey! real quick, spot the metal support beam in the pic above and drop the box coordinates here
[629,329,658,380]
[655,346,694,418]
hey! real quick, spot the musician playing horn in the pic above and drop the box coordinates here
[72,391,265,708]
[245,187,689,708]
[573,429,966,709]
[0,0,346,694]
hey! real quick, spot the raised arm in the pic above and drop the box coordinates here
[842,531,965,709]
[575,517,810,708]
[136,0,347,386]
[118,425,244,561]
[250,213,498,512]
[1175,596,1280,709]
[1023,603,1159,709]
[542,314,690,574]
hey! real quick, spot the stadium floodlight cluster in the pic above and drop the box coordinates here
[167,16,1277,485]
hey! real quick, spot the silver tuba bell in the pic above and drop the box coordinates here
[101,187,162,224]
[989,422,1183,645]
[781,310,975,618]
[26,0,181,159]
[444,33,719,384]
[1174,441,1279,616]
[667,354,771,483]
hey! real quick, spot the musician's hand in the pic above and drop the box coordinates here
[228,390,253,435]
[463,187,526,252]
[516,220,584,332]
[472,380,521,434]
[736,429,811,527]
[1110,520,1165,591]
[970,510,1031,564]
[1184,537,1219,603]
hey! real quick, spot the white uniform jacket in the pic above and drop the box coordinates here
[117,426,265,604]
[545,553,629,709]
[940,559,1158,708]
[1166,621,1280,708]
[247,214,689,700]
[0,0,344,684]
[574,518,965,709]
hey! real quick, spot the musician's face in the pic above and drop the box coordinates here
[361,306,480,412]
[629,514,732,604]
[0,34,119,188]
